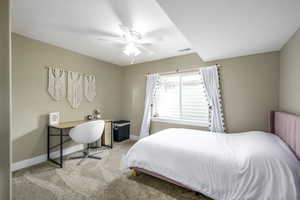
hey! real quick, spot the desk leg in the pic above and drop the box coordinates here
[60,129,63,168]
[111,124,113,148]
[47,126,50,160]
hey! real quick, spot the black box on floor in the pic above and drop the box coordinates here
[113,120,130,142]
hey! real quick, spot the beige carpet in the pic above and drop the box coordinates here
[13,140,212,200]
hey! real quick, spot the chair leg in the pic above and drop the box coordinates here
[69,145,102,165]
[88,155,102,160]
[69,155,86,160]
[69,149,88,165]
[89,150,103,156]
[69,149,88,159]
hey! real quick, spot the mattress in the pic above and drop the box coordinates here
[125,128,300,200]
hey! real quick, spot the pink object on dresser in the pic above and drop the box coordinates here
[270,111,300,160]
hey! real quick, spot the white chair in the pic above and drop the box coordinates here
[69,120,105,162]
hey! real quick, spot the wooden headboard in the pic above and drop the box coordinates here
[269,111,300,160]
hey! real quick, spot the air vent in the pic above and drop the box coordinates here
[178,48,192,52]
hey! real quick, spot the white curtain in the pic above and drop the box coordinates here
[200,65,225,133]
[139,73,159,139]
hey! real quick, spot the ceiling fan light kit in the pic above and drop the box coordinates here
[97,24,154,64]
[123,42,141,57]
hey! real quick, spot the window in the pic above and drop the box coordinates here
[152,72,209,127]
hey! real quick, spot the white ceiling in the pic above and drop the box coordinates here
[12,0,300,66]
[12,0,192,66]
[157,0,300,61]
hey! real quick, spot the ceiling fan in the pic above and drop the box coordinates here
[98,24,154,64]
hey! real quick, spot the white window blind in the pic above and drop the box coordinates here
[153,72,209,127]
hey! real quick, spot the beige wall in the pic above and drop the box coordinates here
[279,28,300,114]
[12,33,282,163]
[0,0,11,198]
[12,34,124,163]
[123,52,279,136]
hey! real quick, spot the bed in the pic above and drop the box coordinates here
[124,111,300,200]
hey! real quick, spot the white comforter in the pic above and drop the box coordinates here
[125,128,300,200]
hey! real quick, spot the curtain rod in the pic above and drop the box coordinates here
[145,64,221,76]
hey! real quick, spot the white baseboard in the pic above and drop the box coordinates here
[13,136,139,172]
[130,135,139,141]
[12,144,84,172]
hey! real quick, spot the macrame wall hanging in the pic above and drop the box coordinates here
[47,66,97,109]
[48,67,66,101]
[84,74,96,102]
[67,71,83,109]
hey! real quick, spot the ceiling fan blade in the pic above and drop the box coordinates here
[109,0,134,29]
[94,29,121,38]
[136,44,154,55]
[137,39,153,46]
[143,27,176,43]
[97,36,126,44]
[49,23,124,37]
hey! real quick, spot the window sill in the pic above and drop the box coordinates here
[151,117,208,128]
